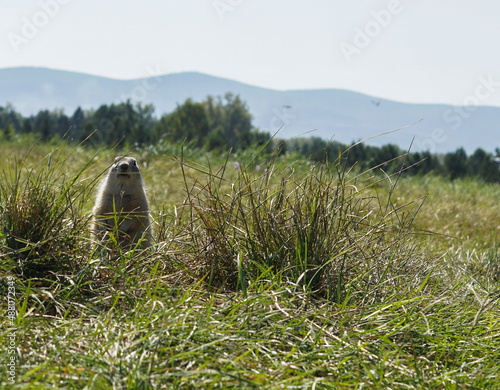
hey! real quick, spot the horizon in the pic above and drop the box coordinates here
[1,65,499,155]
[4,65,500,111]
[1,2,500,108]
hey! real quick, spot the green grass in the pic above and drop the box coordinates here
[1,138,500,389]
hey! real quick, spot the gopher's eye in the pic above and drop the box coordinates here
[131,160,137,166]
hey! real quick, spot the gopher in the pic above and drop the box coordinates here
[92,156,151,248]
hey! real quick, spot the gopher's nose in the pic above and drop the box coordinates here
[119,163,129,171]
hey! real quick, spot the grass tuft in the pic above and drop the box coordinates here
[173,148,437,306]
[0,139,499,388]
[0,141,97,280]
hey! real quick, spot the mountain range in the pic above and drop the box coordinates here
[1,66,499,154]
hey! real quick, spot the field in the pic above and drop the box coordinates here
[1,136,500,389]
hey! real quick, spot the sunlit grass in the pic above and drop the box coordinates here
[0,138,499,388]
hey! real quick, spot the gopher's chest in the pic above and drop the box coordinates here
[107,191,146,213]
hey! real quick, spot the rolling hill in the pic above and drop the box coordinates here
[1,66,499,154]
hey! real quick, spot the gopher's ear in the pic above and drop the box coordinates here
[114,156,124,163]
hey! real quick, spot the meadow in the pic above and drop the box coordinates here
[1,135,500,389]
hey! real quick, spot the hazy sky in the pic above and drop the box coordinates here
[2,0,500,107]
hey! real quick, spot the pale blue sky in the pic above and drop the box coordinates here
[2,0,500,107]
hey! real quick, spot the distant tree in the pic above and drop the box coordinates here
[108,115,126,146]
[0,104,22,133]
[70,107,85,141]
[407,151,440,175]
[467,148,500,183]
[307,137,328,162]
[135,103,155,129]
[206,125,226,150]
[132,103,156,146]
[34,110,52,141]
[21,118,33,134]
[468,148,488,176]
[343,142,368,170]
[2,123,15,140]
[204,93,253,150]
[371,144,402,172]
[90,101,147,147]
[156,99,210,147]
[250,129,273,153]
[79,121,97,146]
[119,101,139,146]
[52,109,70,138]
[444,148,468,180]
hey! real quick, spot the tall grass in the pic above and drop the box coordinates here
[0,140,499,388]
[0,142,98,279]
[173,149,435,305]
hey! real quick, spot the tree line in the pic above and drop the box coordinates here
[292,137,500,183]
[0,95,499,183]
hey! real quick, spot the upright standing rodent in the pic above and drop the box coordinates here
[92,156,151,248]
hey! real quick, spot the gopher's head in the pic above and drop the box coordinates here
[110,156,142,180]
